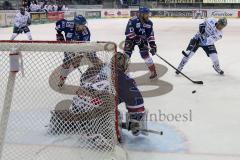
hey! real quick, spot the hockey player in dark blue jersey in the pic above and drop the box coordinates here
[55,15,91,42]
[56,15,100,87]
[124,7,157,79]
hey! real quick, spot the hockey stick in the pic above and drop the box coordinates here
[156,54,204,85]
[182,50,189,57]
[140,128,163,136]
[121,122,163,136]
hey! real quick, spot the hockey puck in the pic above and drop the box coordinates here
[192,90,196,94]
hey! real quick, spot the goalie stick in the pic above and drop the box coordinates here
[156,54,204,85]
[121,122,163,136]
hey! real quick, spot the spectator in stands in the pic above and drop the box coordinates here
[24,0,68,12]
[43,4,48,12]
[61,5,68,11]
[30,1,41,12]
[57,4,63,11]
[132,0,140,5]
[2,1,14,10]
[119,0,129,8]
[53,4,58,11]
[47,4,53,12]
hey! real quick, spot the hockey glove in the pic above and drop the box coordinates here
[149,42,157,56]
[56,33,65,41]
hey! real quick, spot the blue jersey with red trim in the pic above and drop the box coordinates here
[125,16,155,43]
[55,19,91,41]
[80,65,144,107]
[117,70,143,107]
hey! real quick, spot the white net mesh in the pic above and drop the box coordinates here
[0,41,126,160]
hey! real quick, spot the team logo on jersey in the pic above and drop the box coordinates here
[66,22,74,28]
[143,24,151,28]
[136,23,141,28]
[139,28,146,34]
[129,27,134,32]
[66,33,73,38]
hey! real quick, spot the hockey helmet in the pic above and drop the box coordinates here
[139,7,150,14]
[20,7,25,15]
[218,17,227,27]
[74,15,87,25]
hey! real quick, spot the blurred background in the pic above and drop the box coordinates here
[1,0,240,10]
[0,0,239,27]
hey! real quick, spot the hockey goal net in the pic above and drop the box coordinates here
[0,41,126,160]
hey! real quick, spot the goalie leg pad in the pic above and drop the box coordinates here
[126,111,148,136]
[72,54,84,68]
[63,52,74,68]
[58,64,72,87]
[86,52,102,64]
[69,95,102,114]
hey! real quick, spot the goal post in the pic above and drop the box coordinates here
[0,72,17,159]
[0,40,127,160]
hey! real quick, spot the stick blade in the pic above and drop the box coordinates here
[194,81,204,85]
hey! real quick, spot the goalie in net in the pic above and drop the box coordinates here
[48,52,148,143]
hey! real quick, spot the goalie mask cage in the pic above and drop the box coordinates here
[0,40,127,160]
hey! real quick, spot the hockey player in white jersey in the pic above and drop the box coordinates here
[10,7,32,40]
[176,17,227,75]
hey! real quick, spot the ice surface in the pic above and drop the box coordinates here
[1,18,240,160]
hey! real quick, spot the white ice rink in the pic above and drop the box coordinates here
[1,18,240,160]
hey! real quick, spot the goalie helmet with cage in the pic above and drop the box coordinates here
[74,15,87,25]
[112,52,130,72]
